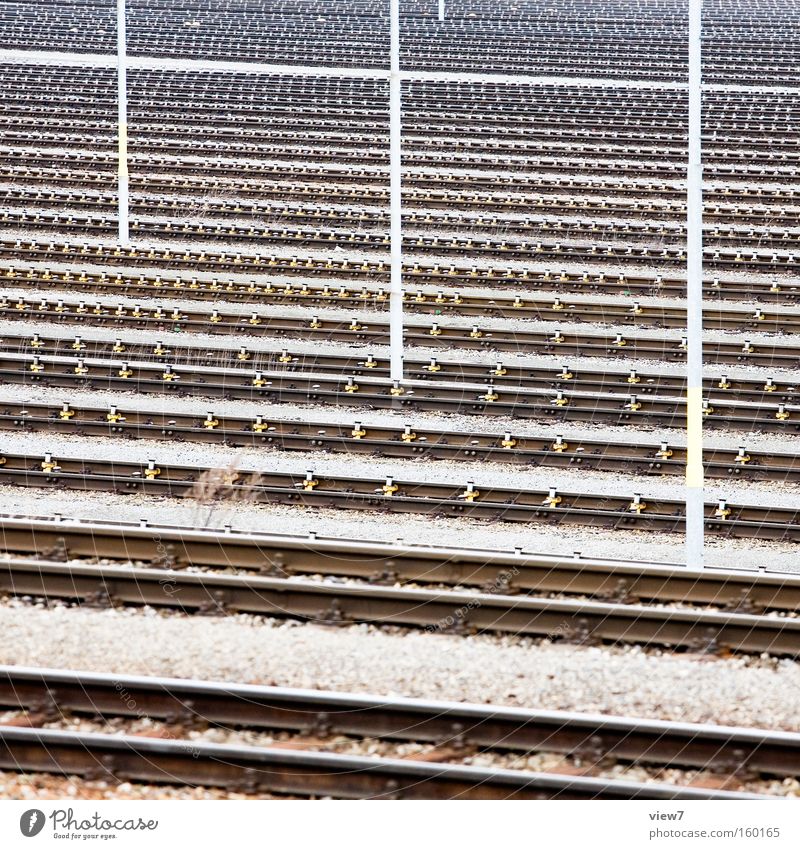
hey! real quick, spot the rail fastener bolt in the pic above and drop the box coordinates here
[655,441,673,460]
[400,425,417,442]
[41,453,59,473]
[144,460,161,480]
[204,412,219,430]
[459,481,480,502]
[58,403,74,421]
[501,431,517,449]
[107,406,125,424]
[551,435,568,452]
[381,476,399,497]
[628,494,647,514]
[714,499,732,520]
[300,470,318,491]
[543,487,562,507]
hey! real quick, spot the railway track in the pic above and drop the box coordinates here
[0,450,797,540]
[1,554,798,655]
[1,665,796,790]
[6,330,800,403]
[0,237,795,301]
[4,399,799,482]
[2,514,798,610]
[3,295,800,367]
[10,159,800,231]
[5,264,800,328]
[5,207,800,273]
[0,725,759,800]
[7,352,798,432]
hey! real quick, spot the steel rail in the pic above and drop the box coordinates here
[0,239,793,301]
[1,514,797,611]
[5,196,800,262]
[5,264,800,331]
[0,207,758,272]
[3,295,800,368]
[10,113,800,169]
[3,665,800,778]
[0,725,759,800]
[4,399,799,483]
[5,129,800,191]
[0,451,796,540]
[0,558,798,656]
[6,331,799,403]
[6,353,798,432]
[4,182,800,231]
[7,159,800,220]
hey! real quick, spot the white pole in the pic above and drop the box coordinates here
[686,0,704,569]
[389,0,404,382]
[117,0,129,246]
[438,0,445,22]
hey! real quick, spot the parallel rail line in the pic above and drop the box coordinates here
[7,332,800,403]
[4,209,800,273]
[2,666,799,781]
[3,296,800,367]
[0,238,794,301]
[7,353,798,432]
[0,451,797,540]
[0,556,798,656]
[0,725,758,800]
[8,163,800,231]
[4,400,799,482]
[6,265,800,329]
[1,514,797,611]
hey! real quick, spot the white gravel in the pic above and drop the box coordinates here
[1,602,799,731]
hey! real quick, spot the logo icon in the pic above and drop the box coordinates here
[19,810,45,837]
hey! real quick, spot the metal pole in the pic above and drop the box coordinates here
[686,0,704,569]
[439,0,445,22]
[117,0,129,246]
[389,0,404,382]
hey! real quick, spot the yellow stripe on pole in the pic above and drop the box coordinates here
[685,385,704,488]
